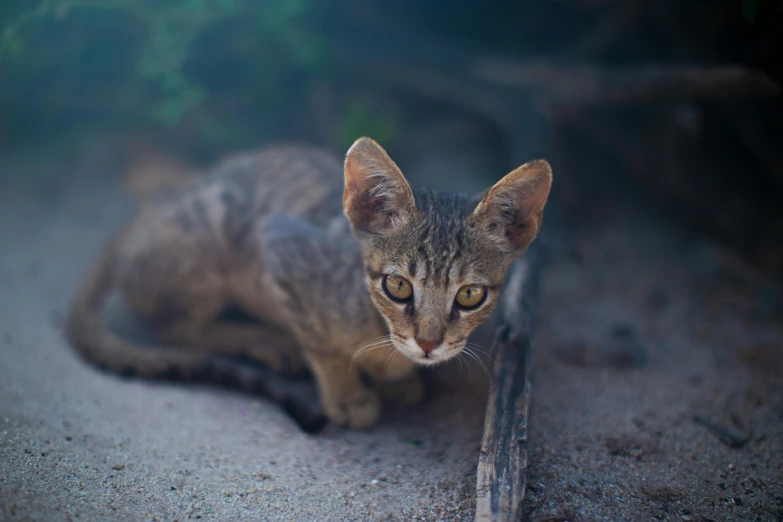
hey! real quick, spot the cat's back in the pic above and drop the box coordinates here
[121,144,344,258]
[212,144,345,223]
[143,143,343,215]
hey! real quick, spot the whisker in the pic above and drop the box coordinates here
[467,348,485,367]
[463,347,491,377]
[465,342,495,363]
[355,336,393,351]
[351,336,394,368]
[351,345,391,361]
[364,337,394,349]
[352,341,393,360]
[354,344,384,357]
[384,347,399,367]
[458,352,471,382]
[462,351,481,376]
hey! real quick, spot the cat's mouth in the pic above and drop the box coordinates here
[393,338,462,366]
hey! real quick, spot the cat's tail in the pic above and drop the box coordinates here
[65,233,211,379]
[65,236,327,432]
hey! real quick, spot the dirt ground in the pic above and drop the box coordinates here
[1,138,781,521]
[524,202,783,521]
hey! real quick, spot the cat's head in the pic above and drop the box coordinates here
[343,137,551,365]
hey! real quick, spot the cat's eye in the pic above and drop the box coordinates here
[383,275,413,302]
[455,284,486,310]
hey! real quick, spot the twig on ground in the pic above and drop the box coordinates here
[475,244,543,521]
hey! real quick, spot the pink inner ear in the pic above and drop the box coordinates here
[524,184,550,218]
[504,208,531,246]
[479,163,551,251]
[344,169,397,233]
[351,185,387,231]
[343,137,415,233]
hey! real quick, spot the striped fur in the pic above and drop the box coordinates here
[66,137,551,430]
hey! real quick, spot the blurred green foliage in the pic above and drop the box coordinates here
[2,0,773,150]
[335,99,397,150]
[0,0,395,148]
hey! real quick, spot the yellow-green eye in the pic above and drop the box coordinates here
[383,275,413,302]
[455,284,486,310]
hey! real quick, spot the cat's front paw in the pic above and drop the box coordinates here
[378,371,425,405]
[322,387,381,429]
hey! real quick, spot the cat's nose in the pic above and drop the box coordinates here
[416,339,440,353]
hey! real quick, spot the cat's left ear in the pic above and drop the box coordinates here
[343,137,416,236]
[472,159,552,254]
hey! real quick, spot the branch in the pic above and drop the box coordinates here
[475,243,544,521]
[335,31,778,128]
[474,62,780,105]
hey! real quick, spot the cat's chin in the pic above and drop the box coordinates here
[412,356,447,367]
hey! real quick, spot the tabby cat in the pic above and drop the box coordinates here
[67,137,552,429]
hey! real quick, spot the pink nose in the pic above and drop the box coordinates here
[416,340,439,353]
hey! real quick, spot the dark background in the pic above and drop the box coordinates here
[2,0,782,278]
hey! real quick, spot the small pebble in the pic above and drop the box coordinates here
[370,479,379,485]
[112,464,125,471]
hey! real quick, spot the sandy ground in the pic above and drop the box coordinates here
[524,205,783,521]
[1,139,781,521]
[0,142,488,521]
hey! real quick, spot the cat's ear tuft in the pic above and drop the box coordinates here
[473,159,552,254]
[343,137,415,236]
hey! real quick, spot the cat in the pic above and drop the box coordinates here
[66,137,552,429]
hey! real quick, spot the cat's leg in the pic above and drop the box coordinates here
[356,349,425,405]
[157,320,306,375]
[124,246,304,374]
[303,350,380,429]
[255,214,384,427]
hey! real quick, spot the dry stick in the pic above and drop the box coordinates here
[473,63,780,105]
[334,31,778,107]
[475,244,543,522]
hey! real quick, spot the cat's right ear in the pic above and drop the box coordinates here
[343,137,415,236]
[472,159,552,255]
